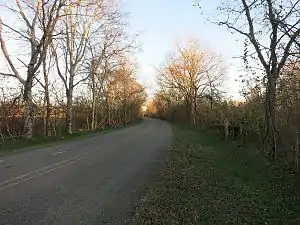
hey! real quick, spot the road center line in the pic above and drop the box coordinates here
[0,129,146,192]
[52,151,66,156]
[0,150,98,192]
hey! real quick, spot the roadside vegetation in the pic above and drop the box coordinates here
[135,124,300,225]
[141,1,300,223]
[146,0,300,170]
[0,1,146,145]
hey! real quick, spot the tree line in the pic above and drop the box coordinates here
[0,0,146,140]
[147,0,300,171]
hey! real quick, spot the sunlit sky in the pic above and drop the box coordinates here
[0,0,246,100]
[123,0,245,100]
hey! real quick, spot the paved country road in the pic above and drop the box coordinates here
[0,118,172,225]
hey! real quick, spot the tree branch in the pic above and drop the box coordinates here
[278,28,300,73]
[0,16,25,84]
[2,22,29,40]
[0,72,17,78]
[241,0,269,70]
[15,0,32,29]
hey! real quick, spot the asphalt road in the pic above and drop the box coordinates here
[0,118,172,225]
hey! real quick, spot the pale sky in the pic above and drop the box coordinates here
[122,0,245,100]
[0,0,246,100]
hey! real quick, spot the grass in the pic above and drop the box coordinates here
[0,119,142,156]
[134,123,300,225]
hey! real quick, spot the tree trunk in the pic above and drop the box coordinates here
[91,96,96,130]
[189,99,195,125]
[295,132,299,172]
[65,67,75,135]
[43,60,51,136]
[44,91,51,136]
[66,88,73,135]
[91,86,97,130]
[23,72,34,139]
[264,76,277,159]
[106,95,111,126]
[90,65,97,130]
[186,97,194,125]
[224,118,229,140]
[123,101,127,124]
[193,91,198,126]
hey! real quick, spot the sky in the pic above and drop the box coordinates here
[122,0,245,100]
[0,0,245,100]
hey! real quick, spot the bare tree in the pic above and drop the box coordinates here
[0,0,143,140]
[53,0,104,134]
[207,0,300,158]
[87,15,135,129]
[0,0,65,138]
[107,57,146,125]
[40,50,55,136]
[158,39,225,125]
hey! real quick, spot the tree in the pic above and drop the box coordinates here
[41,50,55,136]
[87,6,134,129]
[0,0,65,138]
[157,39,225,125]
[107,57,146,124]
[209,0,300,158]
[0,0,143,141]
[53,0,104,134]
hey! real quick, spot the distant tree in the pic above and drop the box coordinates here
[87,6,135,130]
[107,57,146,124]
[157,39,225,125]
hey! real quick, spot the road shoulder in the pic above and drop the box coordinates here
[134,124,300,225]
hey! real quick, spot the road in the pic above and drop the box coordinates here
[0,118,172,225]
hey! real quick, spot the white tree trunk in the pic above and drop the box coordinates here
[23,69,34,139]
[23,89,34,139]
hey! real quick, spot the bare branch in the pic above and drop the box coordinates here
[2,22,29,40]
[0,16,25,84]
[15,0,32,29]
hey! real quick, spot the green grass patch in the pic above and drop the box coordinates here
[0,119,142,156]
[134,124,300,225]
